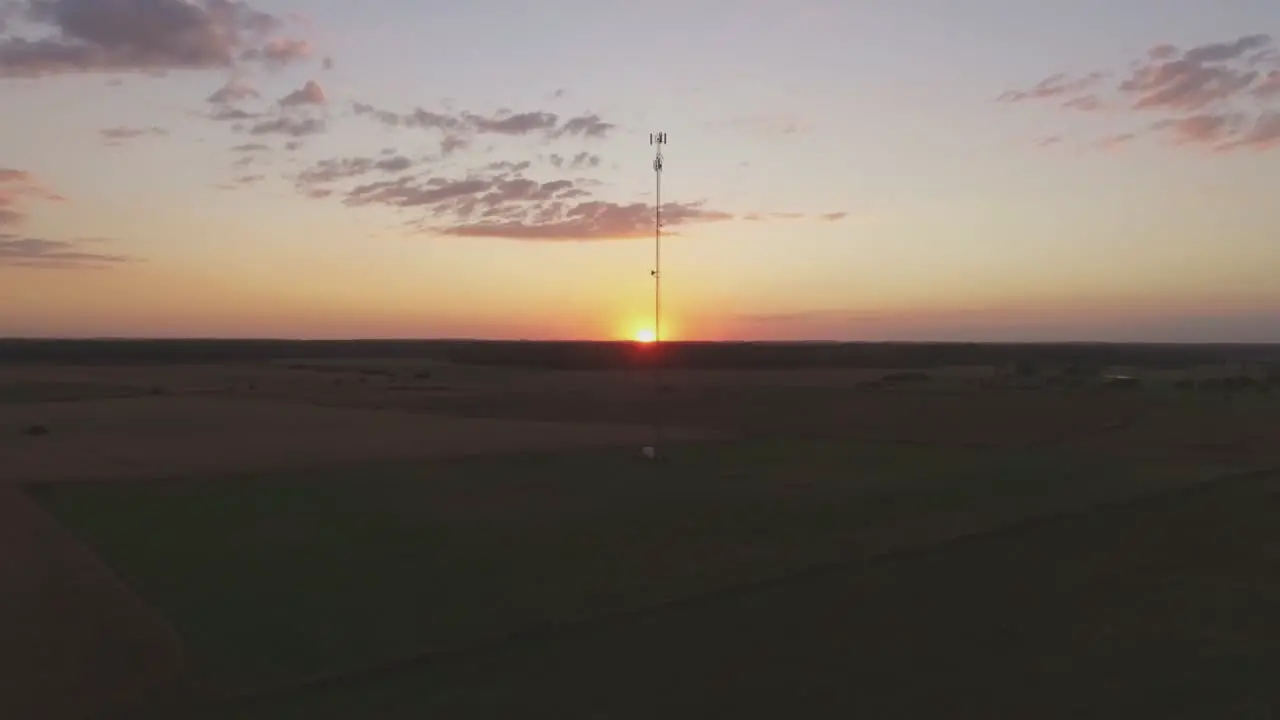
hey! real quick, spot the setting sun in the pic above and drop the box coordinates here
[634,328,656,343]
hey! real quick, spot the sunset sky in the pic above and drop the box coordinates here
[2,1,1278,341]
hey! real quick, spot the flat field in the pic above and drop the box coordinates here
[3,340,1279,718]
[31,441,1224,698]
[0,394,717,483]
[181,466,1280,720]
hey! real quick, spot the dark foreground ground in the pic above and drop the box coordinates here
[182,466,1280,720]
[4,340,1280,718]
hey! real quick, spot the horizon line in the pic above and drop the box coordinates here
[2,337,1277,346]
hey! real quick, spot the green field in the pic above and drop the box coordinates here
[28,439,1234,716]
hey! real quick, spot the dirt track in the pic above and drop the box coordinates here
[0,486,188,720]
[0,395,722,484]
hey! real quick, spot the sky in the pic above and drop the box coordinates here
[1,0,1278,342]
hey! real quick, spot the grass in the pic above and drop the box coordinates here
[30,441,1232,705]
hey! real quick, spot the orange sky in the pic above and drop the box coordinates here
[2,2,1279,341]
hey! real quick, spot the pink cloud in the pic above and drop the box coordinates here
[352,102,615,140]
[1000,34,1280,153]
[241,37,312,67]
[1152,113,1245,146]
[1254,70,1280,98]
[297,156,731,241]
[997,71,1108,102]
[100,125,167,146]
[439,200,731,241]
[0,0,291,77]
[1218,112,1280,152]
[207,78,260,105]
[1094,132,1137,152]
[279,79,326,106]
[0,235,133,268]
[1062,94,1104,111]
[0,168,65,226]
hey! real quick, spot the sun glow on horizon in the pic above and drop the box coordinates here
[634,328,656,343]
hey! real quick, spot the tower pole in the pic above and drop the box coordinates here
[649,131,666,458]
[650,132,665,344]
[655,149,661,345]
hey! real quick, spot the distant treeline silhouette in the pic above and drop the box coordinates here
[1,339,1277,370]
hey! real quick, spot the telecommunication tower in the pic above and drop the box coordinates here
[646,131,667,460]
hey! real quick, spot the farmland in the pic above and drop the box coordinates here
[3,340,1279,718]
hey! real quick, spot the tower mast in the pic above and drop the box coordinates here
[648,131,666,459]
[650,131,666,344]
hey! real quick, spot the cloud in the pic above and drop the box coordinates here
[440,134,469,157]
[231,142,269,152]
[1036,135,1063,147]
[0,167,63,226]
[1120,40,1263,111]
[997,71,1108,102]
[240,36,311,66]
[301,158,728,241]
[1094,132,1137,151]
[1218,111,1280,152]
[1062,94,1104,111]
[544,151,603,169]
[554,113,614,138]
[1152,113,1246,146]
[463,110,557,135]
[248,116,325,137]
[1001,35,1272,111]
[295,154,417,185]
[209,105,259,121]
[100,125,166,145]
[1183,34,1271,64]
[486,160,532,173]
[0,0,291,78]
[0,234,132,268]
[0,1,21,32]
[279,79,325,106]
[438,200,730,241]
[1255,70,1280,98]
[216,173,266,191]
[352,102,615,140]
[351,102,465,132]
[1001,34,1280,153]
[0,167,34,184]
[742,211,844,222]
[568,151,601,169]
[377,156,413,173]
[207,78,259,105]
